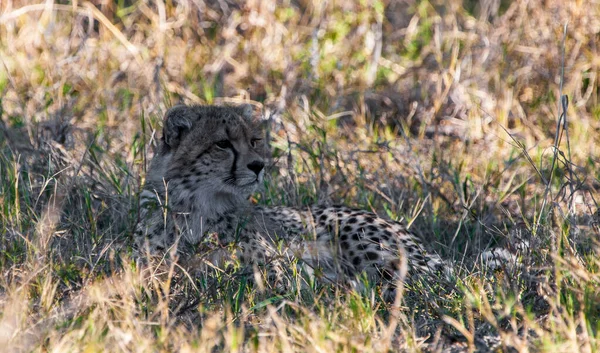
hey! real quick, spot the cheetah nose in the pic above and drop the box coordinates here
[247,160,265,176]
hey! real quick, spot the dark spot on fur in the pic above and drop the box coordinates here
[352,233,359,241]
[343,265,353,275]
[365,252,379,261]
[319,214,328,222]
[358,243,368,250]
[343,225,353,232]
[405,244,417,253]
[182,178,192,188]
[352,256,362,266]
[347,217,358,224]
[382,268,394,281]
[341,241,349,250]
[340,234,348,241]
[367,225,378,232]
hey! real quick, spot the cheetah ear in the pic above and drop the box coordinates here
[163,105,193,149]
[235,104,254,120]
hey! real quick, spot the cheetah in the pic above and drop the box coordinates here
[135,104,449,289]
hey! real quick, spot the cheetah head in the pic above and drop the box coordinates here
[147,104,266,214]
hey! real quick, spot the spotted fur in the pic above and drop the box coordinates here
[135,104,450,288]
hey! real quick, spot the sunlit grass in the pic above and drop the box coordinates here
[0,0,599,351]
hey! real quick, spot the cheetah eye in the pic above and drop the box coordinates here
[215,140,233,149]
[250,138,262,148]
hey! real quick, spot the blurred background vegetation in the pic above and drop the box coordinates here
[0,0,599,352]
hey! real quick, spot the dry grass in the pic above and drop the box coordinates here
[0,0,599,351]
